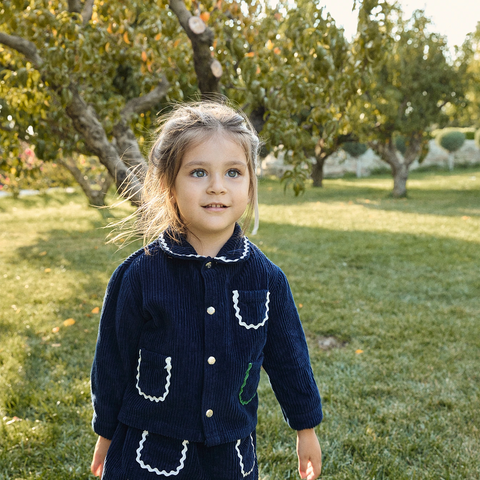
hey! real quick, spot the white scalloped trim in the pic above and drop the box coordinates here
[136,431,189,476]
[159,233,249,263]
[136,350,172,402]
[233,290,270,330]
[235,434,256,477]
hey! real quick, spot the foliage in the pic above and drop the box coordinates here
[475,128,480,148]
[1,170,480,478]
[341,141,368,158]
[0,0,200,206]
[1,1,474,200]
[465,130,475,140]
[227,0,393,192]
[357,8,466,196]
[0,144,41,197]
[454,23,480,127]
[0,142,73,197]
[363,11,462,141]
[437,129,466,153]
[0,0,194,158]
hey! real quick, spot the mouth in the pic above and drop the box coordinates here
[203,203,229,209]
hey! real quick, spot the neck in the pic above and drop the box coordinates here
[186,226,235,258]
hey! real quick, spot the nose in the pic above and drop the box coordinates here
[207,173,226,194]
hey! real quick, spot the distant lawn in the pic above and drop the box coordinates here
[0,169,479,479]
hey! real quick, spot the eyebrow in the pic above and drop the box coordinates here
[182,159,247,169]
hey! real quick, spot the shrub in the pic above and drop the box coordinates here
[475,129,480,149]
[437,129,466,153]
[341,141,368,158]
[465,131,475,140]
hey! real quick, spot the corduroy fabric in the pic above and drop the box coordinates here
[91,224,322,447]
[102,423,258,480]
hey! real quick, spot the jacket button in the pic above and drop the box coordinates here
[205,262,212,269]
[207,356,216,365]
[206,409,213,417]
[207,306,215,315]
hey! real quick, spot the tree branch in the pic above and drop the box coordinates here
[121,76,170,121]
[169,0,221,95]
[68,0,83,13]
[369,138,399,169]
[82,0,95,25]
[0,32,43,67]
[111,76,170,178]
[65,86,143,204]
[397,97,409,122]
[404,134,423,167]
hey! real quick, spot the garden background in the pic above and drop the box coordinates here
[1,1,480,479]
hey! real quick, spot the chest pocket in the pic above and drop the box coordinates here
[136,349,172,402]
[232,289,270,330]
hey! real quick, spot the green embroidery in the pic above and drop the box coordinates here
[239,362,256,405]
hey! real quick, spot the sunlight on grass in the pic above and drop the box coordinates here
[1,169,479,479]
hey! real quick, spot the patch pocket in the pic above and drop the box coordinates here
[235,433,256,477]
[239,359,263,406]
[136,349,172,402]
[232,289,270,330]
[133,430,189,477]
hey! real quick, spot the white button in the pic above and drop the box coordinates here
[206,409,213,417]
[207,356,216,365]
[207,306,215,315]
[205,262,212,269]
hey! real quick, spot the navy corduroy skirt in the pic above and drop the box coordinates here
[102,423,258,480]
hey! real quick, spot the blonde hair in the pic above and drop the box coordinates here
[112,102,260,249]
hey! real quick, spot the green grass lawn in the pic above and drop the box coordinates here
[1,169,479,479]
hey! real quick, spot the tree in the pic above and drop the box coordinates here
[227,0,393,192]
[357,9,465,197]
[0,0,231,205]
[455,22,480,128]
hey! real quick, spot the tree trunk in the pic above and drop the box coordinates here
[57,157,114,206]
[65,87,143,204]
[249,105,267,135]
[392,163,409,198]
[371,134,424,198]
[312,138,333,187]
[311,158,325,187]
[169,0,221,96]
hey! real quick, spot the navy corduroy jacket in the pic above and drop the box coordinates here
[91,225,322,447]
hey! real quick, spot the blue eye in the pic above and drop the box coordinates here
[192,169,206,178]
[227,169,240,178]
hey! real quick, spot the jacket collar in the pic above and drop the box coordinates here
[158,224,250,264]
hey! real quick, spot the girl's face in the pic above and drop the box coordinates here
[173,133,251,248]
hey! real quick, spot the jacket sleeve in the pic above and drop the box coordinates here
[90,252,147,439]
[262,268,323,430]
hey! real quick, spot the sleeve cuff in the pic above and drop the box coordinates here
[283,404,323,431]
[92,416,119,441]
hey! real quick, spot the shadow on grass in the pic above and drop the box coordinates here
[0,191,122,221]
[0,191,83,211]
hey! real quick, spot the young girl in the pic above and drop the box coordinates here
[90,102,323,480]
